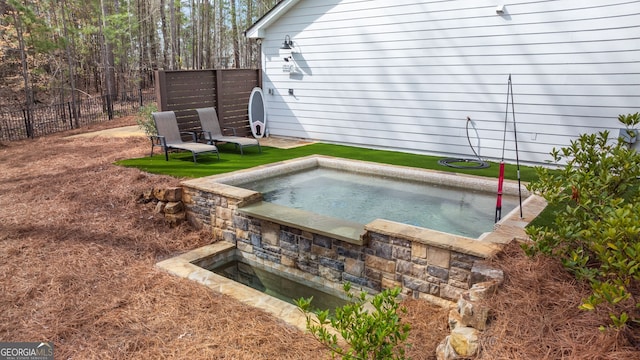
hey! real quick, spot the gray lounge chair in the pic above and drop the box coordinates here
[196,107,261,155]
[151,111,219,163]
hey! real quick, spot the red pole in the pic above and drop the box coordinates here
[495,162,505,223]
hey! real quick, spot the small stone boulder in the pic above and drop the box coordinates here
[164,201,184,214]
[470,262,504,285]
[458,294,490,331]
[468,281,499,302]
[153,188,167,201]
[449,326,479,358]
[154,201,167,214]
[138,188,155,203]
[448,308,463,331]
[436,336,460,360]
[165,187,182,202]
[165,211,186,227]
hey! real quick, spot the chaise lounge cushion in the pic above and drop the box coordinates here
[152,110,219,163]
[196,107,261,155]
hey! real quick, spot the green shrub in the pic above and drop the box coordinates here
[136,104,157,136]
[296,283,411,360]
[524,112,640,329]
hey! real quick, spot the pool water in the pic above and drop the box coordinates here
[211,258,349,311]
[237,168,518,238]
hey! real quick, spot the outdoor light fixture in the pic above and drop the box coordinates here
[279,35,299,75]
[496,4,505,14]
[279,35,295,62]
[280,35,293,50]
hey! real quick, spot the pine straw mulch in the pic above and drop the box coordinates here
[478,242,640,360]
[2,117,638,359]
[0,116,448,359]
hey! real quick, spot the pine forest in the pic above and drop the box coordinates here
[0,0,282,108]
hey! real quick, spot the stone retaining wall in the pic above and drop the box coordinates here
[181,184,504,302]
[139,187,186,226]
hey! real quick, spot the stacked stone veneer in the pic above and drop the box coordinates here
[181,181,503,302]
[436,264,505,359]
[365,220,501,302]
[139,187,186,227]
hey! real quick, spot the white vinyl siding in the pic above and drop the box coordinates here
[258,0,640,164]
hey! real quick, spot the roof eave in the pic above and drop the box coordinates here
[245,0,303,39]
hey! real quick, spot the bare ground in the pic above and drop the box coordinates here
[1,116,638,359]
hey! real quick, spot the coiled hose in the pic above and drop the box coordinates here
[438,117,490,169]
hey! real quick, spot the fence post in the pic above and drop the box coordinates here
[106,95,114,120]
[75,99,81,126]
[154,70,168,111]
[215,69,223,125]
[60,102,67,125]
[22,108,33,138]
[67,102,74,128]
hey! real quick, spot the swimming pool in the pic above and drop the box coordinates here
[178,155,540,303]
[210,255,349,311]
[235,167,518,238]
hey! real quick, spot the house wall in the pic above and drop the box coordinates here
[257,0,640,164]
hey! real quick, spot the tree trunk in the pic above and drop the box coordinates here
[146,0,159,72]
[100,0,116,99]
[12,9,33,109]
[217,0,223,68]
[159,0,170,69]
[169,0,177,69]
[60,0,79,127]
[175,1,182,68]
[197,0,203,69]
[247,0,253,68]
[137,0,146,86]
[204,1,212,68]
[190,0,195,68]
[10,5,34,137]
[230,0,240,68]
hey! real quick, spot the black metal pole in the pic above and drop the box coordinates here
[23,108,33,138]
[508,74,524,218]
[67,102,73,128]
[496,75,511,223]
[107,95,113,120]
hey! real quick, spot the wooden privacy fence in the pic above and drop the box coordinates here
[155,69,262,137]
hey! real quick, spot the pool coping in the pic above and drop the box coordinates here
[182,155,531,246]
[184,155,528,197]
[239,202,366,245]
[156,241,313,330]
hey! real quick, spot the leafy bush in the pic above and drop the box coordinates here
[136,104,157,136]
[296,283,411,360]
[525,112,640,329]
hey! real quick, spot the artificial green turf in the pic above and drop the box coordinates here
[116,142,539,182]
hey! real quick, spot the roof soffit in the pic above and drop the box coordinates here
[245,0,303,38]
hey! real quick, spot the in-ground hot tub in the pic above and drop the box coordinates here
[166,155,546,322]
[232,162,520,238]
